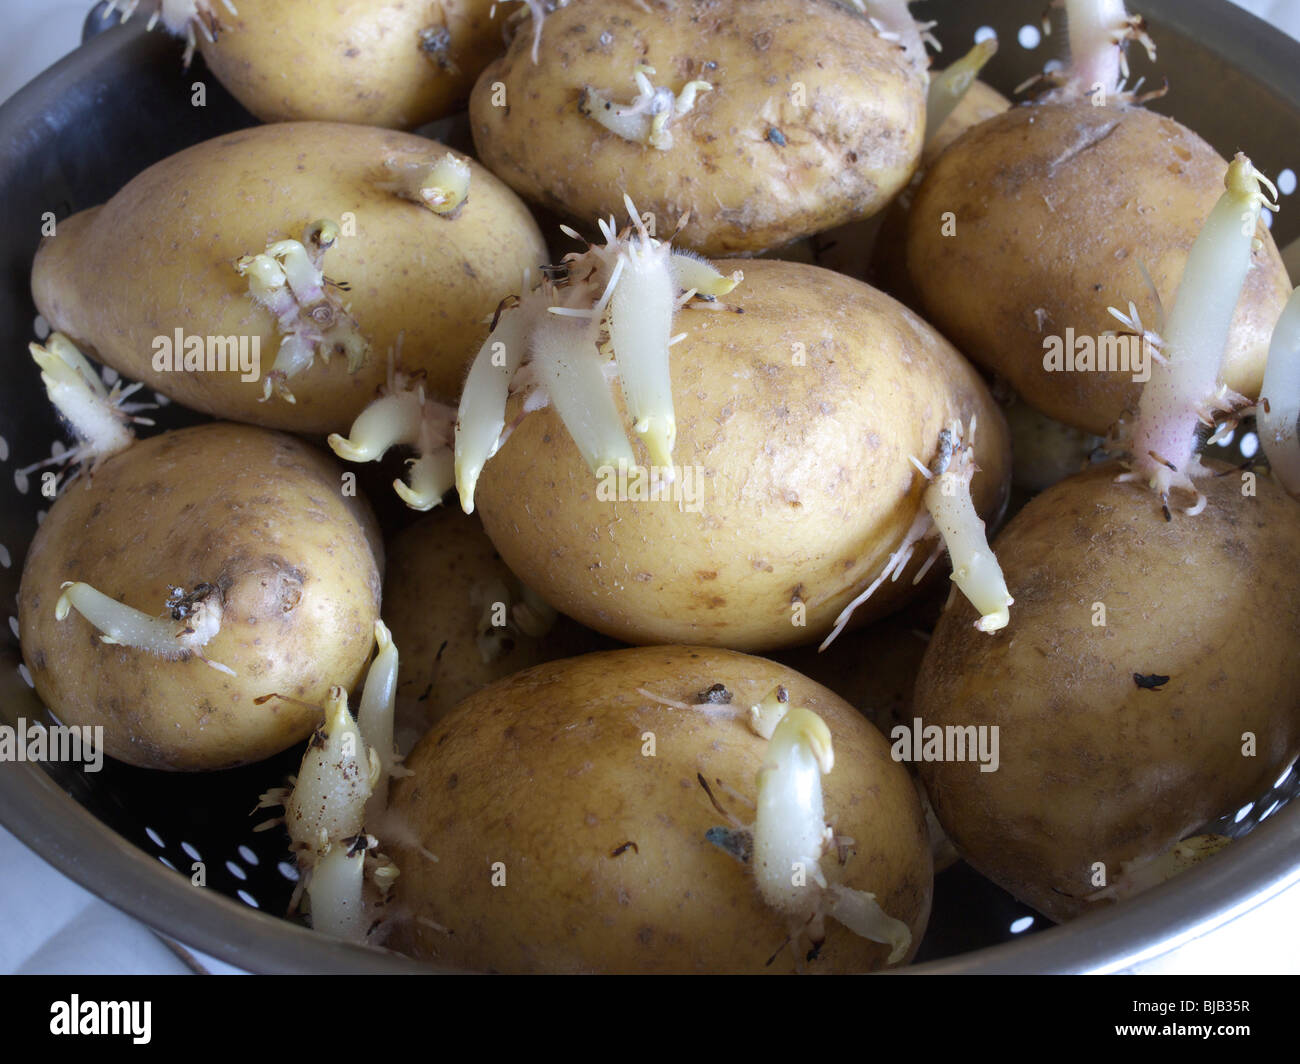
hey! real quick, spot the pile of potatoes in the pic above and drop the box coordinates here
[17,0,1300,972]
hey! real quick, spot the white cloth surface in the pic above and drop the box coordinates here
[0,0,1297,976]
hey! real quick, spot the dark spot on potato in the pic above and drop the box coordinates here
[695,570,717,581]
[697,683,731,704]
[636,926,654,945]
[610,841,638,857]
[447,772,459,789]
[344,47,361,58]
[766,127,786,147]
[1133,672,1170,690]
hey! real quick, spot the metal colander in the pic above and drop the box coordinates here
[0,0,1297,973]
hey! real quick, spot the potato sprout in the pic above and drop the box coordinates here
[1259,287,1300,499]
[1110,154,1278,517]
[1086,834,1231,904]
[455,197,742,512]
[1044,0,1156,100]
[844,0,935,79]
[327,353,456,511]
[708,693,912,966]
[377,154,472,216]
[103,0,238,67]
[236,218,368,404]
[579,66,712,151]
[24,332,153,480]
[55,580,234,676]
[925,37,997,137]
[255,623,403,942]
[822,416,1011,649]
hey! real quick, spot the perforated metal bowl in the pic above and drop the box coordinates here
[0,0,1297,973]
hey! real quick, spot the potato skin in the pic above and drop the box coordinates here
[906,102,1291,435]
[30,122,546,435]
[475,259,1010,652]
[387,645,932,973]
[914,463,1300,921]
[17,424,383,771]
[383,508,617,738]
[469,0,925,255]
[197,0,508,129]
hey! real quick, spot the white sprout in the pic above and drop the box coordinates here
[579,66,712,151]
[24,333,153,482]
[377,154,472,216]
[1258,287,1300,498]
[847,0,935,78]
[925,36,997,139]
[236,219,368,404]
[55,580,234,676]
[1086,834,1231,903]
[822,416,1010,649]
[1114,154,1277,516]
[328,353,457,511]
[255,624,405,942]
[453,198,743,513]
[1048,0,1156,100]
[741,703,911,965]
[104,0,238,67]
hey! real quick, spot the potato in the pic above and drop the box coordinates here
[386,645,932,972]
[31,122,546,435]
[383,507,617,743]
[17,423,383,771]
[913,463,1300,921]
[190,0,509,129]
[473,258,1010,651]
[468,0,926,256]
[905,101,1292,435]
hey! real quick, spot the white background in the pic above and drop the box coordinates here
[1,0,1298,975]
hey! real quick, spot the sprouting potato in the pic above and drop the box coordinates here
[905,0,1291,436]
[468,0,928,256]
[381,507,617,746]
[30,122,546,435]
[108,0,510,129]
[18,422,383,771]
[465,253,1011,651]
[915,461,1300,921]
[385,646,932,973]
[914,155,1300,921]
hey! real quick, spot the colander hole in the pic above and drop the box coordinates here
[236,890,259,909]
[8,616,18,639]
[1239,431,1260,458]
[1043,58,1065,75]
[33,315,50,340]
[1259,799,1282,821]
[13,470,28,495]
[1274,762,1296,789]
[974,25,996,44]
[159,855,177,872]
[101,366,119,386]
[1018,24,1042,49]
[225,860,247,881]
[145,826,165,848]
[35,510,46,527]
[18,663,32,688]
[1262,210,1274,230]
[277,861,299,882]
[181,841,202,862]
[154,392,171,406]
[1216,427,1236,446]
[238,845,259,865]
[1010,916,1035,933]
[0,544,10,568]
[0,435,9,461]
[1279,168,1297,196]
[1233,802,1254,823]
